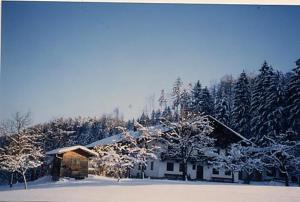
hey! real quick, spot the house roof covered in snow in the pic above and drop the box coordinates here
[86,117,249,149]
[46,145,98,156]
[86,131,140,148]
[86,125,169,148]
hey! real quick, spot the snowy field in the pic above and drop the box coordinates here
[0,175,299,202]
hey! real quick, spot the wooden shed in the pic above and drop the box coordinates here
[46,145,98,181]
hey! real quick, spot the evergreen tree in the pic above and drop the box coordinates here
[161,106,173,121]
[155,109,161,124]
[126,119,134,130]
[191,82,213,115]
[287,58,300,133]
[201,86,214,115]
[191,81,202,113]
[158,89,167,111]
[215,76,235,126]
[265,71,287,138]
[180,88,192,113]
[215,83,230,125]
[233,71,251,138]
[138,112,150,126]
[150,110,156,126]
[210,84,218,116]
[250,61,274,142]
[172,77,183,116]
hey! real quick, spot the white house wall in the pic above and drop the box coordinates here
[204,165,239,182]
[131,159,165,178]
[131,159,239,183]
[187,163,197,179]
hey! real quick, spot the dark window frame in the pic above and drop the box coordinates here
[179,163,184,172]
[225,169,232,176]
[212,168,219,175]
[166,162,174,171]
[150,161,154,170]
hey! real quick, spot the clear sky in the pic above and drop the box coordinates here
[1,2,300,124]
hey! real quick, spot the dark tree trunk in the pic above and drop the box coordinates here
[117,170,121,182]
[22,172,28,190]
[284,172,289,186]
[182,160,188,181]
[9,172,14,188]
[141,165,145,179]
[244,172,252,184]
[128,168,131,178]
[231,170,234,183]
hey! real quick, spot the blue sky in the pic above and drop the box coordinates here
[1,2,300,124]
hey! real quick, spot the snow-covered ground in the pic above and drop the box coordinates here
[0,175,299,202]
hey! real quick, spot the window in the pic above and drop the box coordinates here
[179,163,184,172]
[192,164,196,170]
[150,162,154,170]
[212,168,219,175]
[225,170,232,176]
[166,162,174,171]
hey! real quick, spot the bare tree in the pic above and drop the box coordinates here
[160,112,216,181]
[92,123,159,181]
[219,142,263,184]
[0,112,44,189]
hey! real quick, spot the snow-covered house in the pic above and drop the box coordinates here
[132,116,250,182]
[87,116,249,183]
[46,145,98,181]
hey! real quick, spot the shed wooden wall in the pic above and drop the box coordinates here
[51,156,62,181]
[60,150,89,179]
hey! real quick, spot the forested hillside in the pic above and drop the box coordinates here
[1,59,299,152]
[137,59,300,143]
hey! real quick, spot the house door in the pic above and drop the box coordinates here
[196,165,203,180]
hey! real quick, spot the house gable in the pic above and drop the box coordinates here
[208,115,249,148]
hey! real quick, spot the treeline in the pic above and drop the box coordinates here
[0,112,127,187]
[137,59,300,143]
[37,115,127,152]
[0,114,126,153]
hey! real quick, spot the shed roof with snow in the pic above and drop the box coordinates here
[46,145,98,157]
